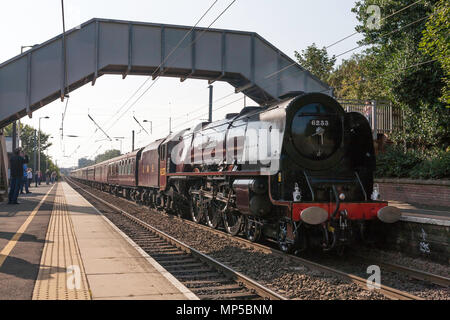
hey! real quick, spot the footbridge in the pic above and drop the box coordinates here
[0,18,331,127]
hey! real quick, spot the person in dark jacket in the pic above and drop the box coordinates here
[8,148,26,204]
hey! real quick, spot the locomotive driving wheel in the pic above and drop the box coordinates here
[190,193,204,224]
[223,209,243,236]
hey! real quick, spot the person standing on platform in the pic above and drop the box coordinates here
[45,169,50,185]
[8,148,25,205]
[51,171,56,184]
[27,168,33,192]
[364,100,373,126]
[35,170,39,187]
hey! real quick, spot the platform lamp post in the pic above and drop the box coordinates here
[38,116,50,177]
[143,120,152,135]
[45,136,54,173]
[114,137,125,154]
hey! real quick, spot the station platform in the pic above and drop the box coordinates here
[390,200,450,226]
[0,182,197,300]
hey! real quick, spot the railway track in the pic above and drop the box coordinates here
[174,215,431,300]
[178,217,449,294]
[351,255,450,288]
[67,178,286,301]
[67,178,440,300]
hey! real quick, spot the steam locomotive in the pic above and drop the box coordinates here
[71,92,400,253]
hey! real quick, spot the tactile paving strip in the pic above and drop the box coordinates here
[32,183,91,300]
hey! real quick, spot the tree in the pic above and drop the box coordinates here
[352,0,445,110]
[351,0,449,151]
[78,158,94,168]
[328,53,386,100]
[420,0,450,105]
[95,149,121,164]
[295,43,336,83]
[3,123,55,173]
[77,149,121,168]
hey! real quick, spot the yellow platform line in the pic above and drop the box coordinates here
[0,184,55,268]
[32,183,91,300]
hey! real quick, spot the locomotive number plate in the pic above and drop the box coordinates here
[311,120,329,126]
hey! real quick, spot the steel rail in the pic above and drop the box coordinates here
[68,177,425,300]
[352,255,450,288]
[67,177,286,301]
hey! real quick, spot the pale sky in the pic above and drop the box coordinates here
[1,0,364,168]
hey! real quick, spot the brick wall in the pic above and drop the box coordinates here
[373,220,449,264]
[375,179,450,208]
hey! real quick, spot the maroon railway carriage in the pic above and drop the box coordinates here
[106,149,142,198]
[93,160,109,185]
[138,139,163,189]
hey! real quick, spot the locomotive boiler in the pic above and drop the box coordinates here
[71,92,400,254]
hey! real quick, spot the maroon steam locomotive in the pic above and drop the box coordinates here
[70,92,400,253]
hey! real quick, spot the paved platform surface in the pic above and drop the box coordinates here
[0,182,197,300]
[0,184,55,299]
[389,200,450,226]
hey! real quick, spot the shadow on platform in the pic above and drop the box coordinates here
[0,255,65,280]
[0,232,52,244]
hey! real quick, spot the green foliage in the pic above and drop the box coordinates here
[347,0,449,156]
[410,150,450,179]
[95,149,121,164]
[77,149,121,168]
[295,43,336,83]
[3,122,57,174]
[390,103,450,151]
[376,145,449,179]
[78,157,94,168]
[352,0,445,110]
[328,53,387,99]
[419,0,450,105]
